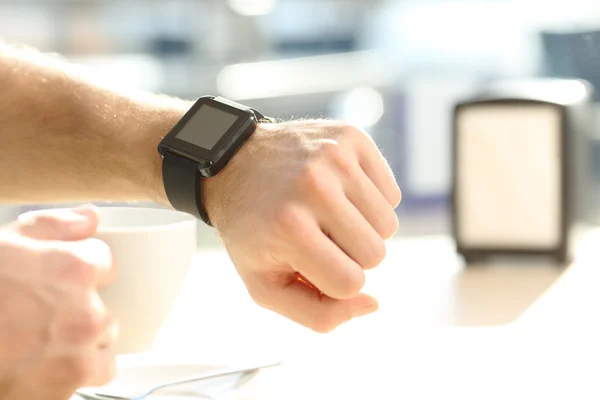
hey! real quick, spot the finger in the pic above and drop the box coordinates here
[281,209,365,299]
[4,360,82,400]
[43,297,115,387]
[318,189,387,270]
[42,344,110,392]
[84,320,118,387]
[11,297,115,396]
[51,292,113,347]
[84,343,117,387]
[344,165,399,241]
[355,132,402,208]
[45,238,116,289]
[97,319,119,350]
[17,205,100,241]
[267,278,378,333]
[71,239,116,287]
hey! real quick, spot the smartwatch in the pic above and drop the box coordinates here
[158,95,273,226]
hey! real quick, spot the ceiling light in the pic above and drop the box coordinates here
[334,87,385,129]
[228,0,277,16]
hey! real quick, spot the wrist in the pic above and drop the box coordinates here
[201,122,271,226]
[154,96,272,223]
[128,96,192,205]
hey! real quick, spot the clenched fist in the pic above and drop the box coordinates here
[203,120,401,333]
[0,206,117,400]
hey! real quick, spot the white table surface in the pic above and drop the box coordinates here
[106,230,600,399]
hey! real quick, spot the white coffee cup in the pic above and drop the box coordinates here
[22,206,198,355]
[95,207,197,354]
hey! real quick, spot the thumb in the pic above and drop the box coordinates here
[16,205,100,241]
[265,278,379,333]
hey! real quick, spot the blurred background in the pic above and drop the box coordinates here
[2,0,600,248]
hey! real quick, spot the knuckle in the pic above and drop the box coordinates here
[391,186,403,208]
[17,214,61,236]
[378,212,400,240]
[61,308,105,344]
[321,140,342,158]
[87,361,117,388]
[83,238,115,283]
[333,270,365,299]
[49,248,96,286]
[299,162,328,193]
[87,237,112,256]
[310,311,337,334]
[337,122,362,139]
[272,203,304,236]
[78,309,105,338]
[32,214,61,228]
[361,239,387,269]
[53,354,95,385]
[47,248,80,270]
[322,142,354,176]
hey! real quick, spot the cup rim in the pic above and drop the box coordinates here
[19,206,197,234]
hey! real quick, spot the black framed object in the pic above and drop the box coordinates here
[158,96,272,226]
[451,79,593,265]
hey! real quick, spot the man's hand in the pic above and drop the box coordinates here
[0,206,117,400]
[0,43,399,334]
[203,120,401,333]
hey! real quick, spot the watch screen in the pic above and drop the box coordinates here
[175,104,239,150]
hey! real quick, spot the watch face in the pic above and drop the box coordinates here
[159,97,255,164]
[175,104,239,150]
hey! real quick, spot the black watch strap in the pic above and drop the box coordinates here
[162,150,213,226]
[162,107,273,227]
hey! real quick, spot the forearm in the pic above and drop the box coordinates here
[0,43,188,205]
